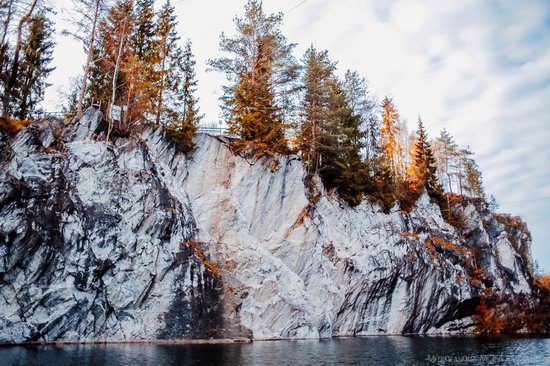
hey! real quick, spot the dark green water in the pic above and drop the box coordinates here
[1,336,549,365]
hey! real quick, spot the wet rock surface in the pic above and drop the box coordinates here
[0,109,535,343]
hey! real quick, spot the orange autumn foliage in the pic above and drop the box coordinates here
[537,274,550,291]
[0,117,32,136]
[181,241,220,277]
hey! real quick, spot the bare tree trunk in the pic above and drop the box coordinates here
[76,0,101,118]
[155,53,166,125]
[106,15,128,142]
[1,0,38,118]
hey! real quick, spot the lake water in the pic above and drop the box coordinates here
[1,336,549,365]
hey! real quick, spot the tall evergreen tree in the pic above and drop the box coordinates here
[342,69,378,161]
[298,47,366,205]
[175,40,202,128]
[132,0,156,60]
[412,117,444,201]
[342,69,382,198]
[132,0,158,118]
[11,13,55,119]
[298,46,335,177]
[85,41,110,109]
[162,39,201,152]
[208,0,299,155]
[154,0,180,125]
[321,78,366,206]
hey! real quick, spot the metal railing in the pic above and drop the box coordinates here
[37,111,234,137]
[196,126,229,136]
[38,111,67,119]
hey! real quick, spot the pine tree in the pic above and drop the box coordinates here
[371,154,397,211]
[11,13,55,120]
[298,46,335,177]
[342,70,378,162]
[412,117,444,201]
[318,77,366,206]
[132,0,156,60]
[208,0,299,155]
[342,72,382,197]
[163,39,201,153]
[298,47,366,205]
[85,41,111,109]
[154,0,180,125]
[174,40,202,128]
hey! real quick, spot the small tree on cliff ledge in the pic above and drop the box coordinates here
[208,0,299,155]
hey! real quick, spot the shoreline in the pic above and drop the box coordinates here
[1,333,548,347]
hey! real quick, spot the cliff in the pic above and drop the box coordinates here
[0,109,535,343]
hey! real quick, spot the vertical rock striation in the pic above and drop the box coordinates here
[0,110,535,343]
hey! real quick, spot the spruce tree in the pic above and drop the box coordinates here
[342,70,378,162]
[85,41,111,109]
[298,47,366,206]
[11,13,55,120]
[154,0,180,125]
[342,69,380,196]
[327,81,367,206]
[132,0,158,117]
[163,39,201,153]
[208,0,299,155]
[132,0,156,60]
[298,46,335,177]
[413,117,444,201]
[371,154,397,211]
[175,40,202,128]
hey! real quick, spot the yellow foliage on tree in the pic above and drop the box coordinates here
[380,96,402,178]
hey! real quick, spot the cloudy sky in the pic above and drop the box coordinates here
[45,0,550,270]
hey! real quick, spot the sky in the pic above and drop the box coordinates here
[45,0,550,270]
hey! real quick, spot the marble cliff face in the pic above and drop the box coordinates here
[0,109,533,343]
